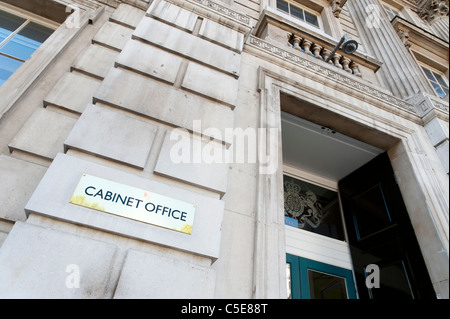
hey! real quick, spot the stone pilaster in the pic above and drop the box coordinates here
[347,0,435,99]
[409,92,450,174]
[430,16,450,41]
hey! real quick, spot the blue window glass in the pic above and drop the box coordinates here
[276,0,289,13]
[437,73,449,88]
[304,11,319,27]
[422,66,449,98]
[434,85,446,98]
[290,5,304,20]
[422,67,434,81]
[276,1,319,28]
[0,22,53,60]
[0,10,26,44]
[0,9,55,86]
[0,54,23,86]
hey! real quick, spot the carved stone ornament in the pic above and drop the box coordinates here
[330,0,343,18]
[284,180,323,229]
[418,0,449,22]
[397,28,412,48]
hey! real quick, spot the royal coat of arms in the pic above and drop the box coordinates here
[284,179,323,228]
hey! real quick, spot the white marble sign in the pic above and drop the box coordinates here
[69,174,196,234]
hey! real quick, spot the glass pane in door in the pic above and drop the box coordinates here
[287,254,357,299]
[308,270,348,299]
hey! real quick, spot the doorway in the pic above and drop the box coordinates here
[282,112,436,299]
[339,152,436,299]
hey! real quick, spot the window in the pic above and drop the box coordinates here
[382,3,402,20]
[0,8,55,86]
[276,0,320,28]
[421,66,449,98]
[283,174,346,241]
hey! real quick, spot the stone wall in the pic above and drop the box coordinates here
[0,0,447,299]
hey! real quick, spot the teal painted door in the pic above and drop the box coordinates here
[286,254,356,299]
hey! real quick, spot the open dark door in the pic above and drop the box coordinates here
[339,152,436,299]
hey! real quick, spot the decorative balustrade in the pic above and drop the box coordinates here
[287,33,362,77]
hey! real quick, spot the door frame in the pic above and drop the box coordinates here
[283,164,354,273]
[284,165,356,297]
[287,253,357,299]
[252,67,448,298]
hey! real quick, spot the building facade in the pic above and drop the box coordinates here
[0,0,448,299]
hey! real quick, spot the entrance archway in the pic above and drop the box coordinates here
[252,68,447,299]
[281,110,435,298]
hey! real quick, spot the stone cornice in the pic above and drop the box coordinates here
[434,100,450,112]
[95,0,150,10]
[96,0,252,22]
[245,35,418,118]
[158,0,252,31]
[408,92,449,122]
[392,15,449,44]
[188,0,251,25]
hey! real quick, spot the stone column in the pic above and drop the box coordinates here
[347,0,435,99]
[431,16,449,41]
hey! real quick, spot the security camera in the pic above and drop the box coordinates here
[324,34,359,62]
[341,34,358,54]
